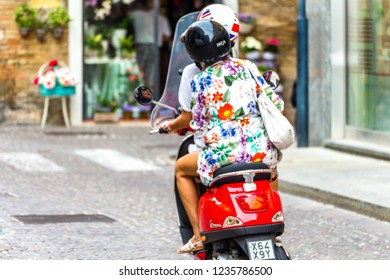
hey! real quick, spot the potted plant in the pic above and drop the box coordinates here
[94,95,120,123]
[34,9,49,42]
[238,13,257,35]
[240,36,262,60]
[47,6,71,39]
[33,59,77,97]
[119,35,135,58]
[14,3,37,37]
[85,33,104,58]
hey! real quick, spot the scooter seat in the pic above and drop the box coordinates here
[211,162,272,188]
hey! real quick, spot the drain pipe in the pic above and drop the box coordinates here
[296,0,309,147]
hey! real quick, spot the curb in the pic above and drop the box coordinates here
[279,180,390,223]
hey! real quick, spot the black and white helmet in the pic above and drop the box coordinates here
[181,19,231,66]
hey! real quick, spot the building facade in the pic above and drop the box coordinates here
[0,0,298,126]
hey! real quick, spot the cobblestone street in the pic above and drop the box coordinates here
[1,125,389,260]
[0,125,190,260]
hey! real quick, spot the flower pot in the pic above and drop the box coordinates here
[239,23,255,35]
[52,27,64,39]
[93,112,119,123]
[245,51,260,60]
[112,28,127,57]
[18,27,31,38]
[36,28,48,42]
[39,84,75,97]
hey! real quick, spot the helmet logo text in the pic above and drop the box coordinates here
[217,40,226,47]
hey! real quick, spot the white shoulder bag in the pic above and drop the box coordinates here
[249,68,295,150]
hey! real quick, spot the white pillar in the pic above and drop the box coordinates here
[330,0,347,139]
[68,2,83,126]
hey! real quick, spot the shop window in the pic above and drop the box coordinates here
[347,0,390,133]
[83,0,147,122]
[81,0,217,122]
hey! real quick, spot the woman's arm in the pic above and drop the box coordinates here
[160,110,192,133]
[169,110,192,132]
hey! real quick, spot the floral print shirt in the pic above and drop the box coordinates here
[190,57,284,186]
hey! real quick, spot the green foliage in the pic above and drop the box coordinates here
[118,17,132,29]
[85,34,103,50]
[119,35,135,56]
[47,6,71,28]
[14,4,37,28]
[96,95,119,111]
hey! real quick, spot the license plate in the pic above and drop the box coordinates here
[247,239,275,260]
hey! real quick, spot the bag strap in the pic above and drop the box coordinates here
[245,61,272,106]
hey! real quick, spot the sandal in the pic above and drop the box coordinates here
[177,238,204,254]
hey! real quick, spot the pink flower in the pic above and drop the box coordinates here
[266,39,279,46]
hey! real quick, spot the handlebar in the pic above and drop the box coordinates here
[149,127,170,134]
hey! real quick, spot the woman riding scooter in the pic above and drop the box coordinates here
[161,19,285,254]
[170,4,240,150]
[159,4,241,253]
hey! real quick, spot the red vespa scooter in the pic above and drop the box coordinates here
[135,84,290,260]
[133,12,290,260]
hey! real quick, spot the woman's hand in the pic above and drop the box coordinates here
[159,111,192,134]
[159,121,174,134]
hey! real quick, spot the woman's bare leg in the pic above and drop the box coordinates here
[175,151,202,250]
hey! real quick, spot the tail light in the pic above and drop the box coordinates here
[223,216,243,228]
[272,211,284,222]
[236,194,268,212]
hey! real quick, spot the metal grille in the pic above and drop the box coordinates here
[13,214,116,224]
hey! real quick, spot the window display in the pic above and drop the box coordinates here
[347,0,390,132]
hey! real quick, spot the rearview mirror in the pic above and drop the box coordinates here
[262,70,280,90]
[134,86,153,106]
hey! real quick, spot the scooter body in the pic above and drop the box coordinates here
[174,135,289,260]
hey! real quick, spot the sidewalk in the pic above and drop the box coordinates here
[277,146,390,223]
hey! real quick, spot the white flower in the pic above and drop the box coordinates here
[240,36,262,53]
[56,68,78,87]
[39,67,77,89]
[95,0,112,20]
[41,71,56,89]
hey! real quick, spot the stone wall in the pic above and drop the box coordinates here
[0,0,69,125]
[239,0,298,124]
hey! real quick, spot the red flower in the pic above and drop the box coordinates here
[33,77,39,85]
[255,83,261,93]
[240,117,250,126]
[48,60,58,67]
[251,152,266,162]
[212,92,223,103]
[217,103,234,120]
